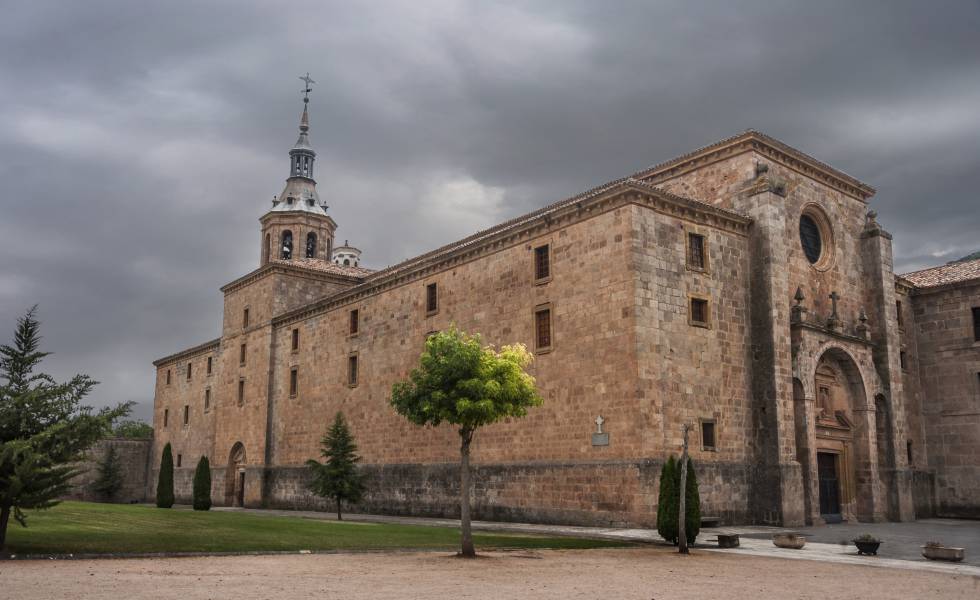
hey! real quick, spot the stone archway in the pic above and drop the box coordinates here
[226,442,246,507]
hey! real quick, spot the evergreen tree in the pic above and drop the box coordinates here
[156,443,174,508]
[0,306,131,555]
[192,455,211,511]
[306,412,365,520]
[91,445,124,502]
[683,458,701,545]
[656,456,679,544]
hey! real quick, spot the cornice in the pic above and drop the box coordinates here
[220,261,363,295]
[906,276,980,297]
[632,130,876,202]
[271,181,752,329]
[152,337,221,368]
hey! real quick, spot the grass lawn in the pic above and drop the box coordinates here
[5,502,632,555]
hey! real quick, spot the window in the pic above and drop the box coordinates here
[240,343,247,366]
[204,388,211,412]
[281,230,293,260]
[177,454,182,468]
[973,307,980,342]
[426,283,438,315]
[186,362,192,380]
[896,300,903,328]
[207,356,212,375]
[900,351,908,371]
[534,305,552,351]
[264,233,271,264]
[238,379,245,406]
[349,309,359,335]
[907,440,913,466]
[289,367,298,397]
[348,354,359,387]
[291,328,299,351]
[243,308,250,328]
[689,297,710,328]
[799,214,822,264]
[701,420,716,450]
[164,408,169,427]
[183,405,189,425]
[306,232,317,258]
[534,244,551,281]
[687,232,706,271]
[166,369,171,385]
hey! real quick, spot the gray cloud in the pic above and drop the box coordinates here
[1,0,978,421]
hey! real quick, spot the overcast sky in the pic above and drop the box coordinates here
[1,1,978,422]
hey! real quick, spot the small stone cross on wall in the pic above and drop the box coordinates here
[595,415,605,434]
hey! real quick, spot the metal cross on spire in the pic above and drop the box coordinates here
[299,72,316,103]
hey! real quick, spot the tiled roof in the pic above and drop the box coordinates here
[270,258,374,278]
[901,258,980,289]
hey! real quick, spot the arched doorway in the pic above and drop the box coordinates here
[810,347,877,522]
[226,442,246,507]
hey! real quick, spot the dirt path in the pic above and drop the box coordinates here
[2,547,977,600]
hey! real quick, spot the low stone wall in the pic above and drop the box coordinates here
[64,438,152,504]
[261,459,754,528]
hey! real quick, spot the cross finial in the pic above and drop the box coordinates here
[595,415,605,434]
[299,72,316,103]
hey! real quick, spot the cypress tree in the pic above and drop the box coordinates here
[656,455,679,544]
[306,412,365,520]
[683,458,701,545]
[192,455,211,511]
[92,445,124,502]
[156,443,174,508]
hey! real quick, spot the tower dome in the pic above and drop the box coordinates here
[332,240,362,267]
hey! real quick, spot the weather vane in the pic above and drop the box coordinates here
[300,72,316,103]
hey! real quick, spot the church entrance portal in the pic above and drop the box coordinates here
[817,452,842,523]
[226,442,246,507]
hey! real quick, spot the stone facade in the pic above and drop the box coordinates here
[148,118,980,525]
[65,438,152,503]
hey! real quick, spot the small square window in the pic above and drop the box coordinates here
[240,343,247,366]
[348,354,359,387]
[426,283,438,315]
[177,454,182,468]
[291,328,300,352]
[183,405,189,425]
[687,233,707,271]
[186,362,192,380]
[349,309,359,335]
[204,388,211,412]
[238,379,245,406]
[689,297,710,327]
[166,369,171,385]
[534,306,552,351]
[207,356,213,375]
[289,367,298,397]
[163,408,169,428]
[243,308,250,328]
[534,244,551,281]
[701,420,716,450]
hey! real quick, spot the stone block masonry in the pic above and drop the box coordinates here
[64,438,152,503]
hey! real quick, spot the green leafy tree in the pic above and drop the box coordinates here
[156,443,174,508]
[192,456,211,511]
[656,455,679,544]
[306,412,365,520]
[91,446,124,502]
[0,307,131,555]
[683,458,701,545]
[112,420,153,439]
[390,326,542,557]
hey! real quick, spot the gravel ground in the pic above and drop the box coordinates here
[2,547,977,600]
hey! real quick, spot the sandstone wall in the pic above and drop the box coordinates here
[65,437,152,503]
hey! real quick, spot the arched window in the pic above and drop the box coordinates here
[343,258,350,266]
[263,233,271,264]
[306,232,317,258]
[281,230,293,260]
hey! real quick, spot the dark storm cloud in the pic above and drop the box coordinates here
[1,1,978,420]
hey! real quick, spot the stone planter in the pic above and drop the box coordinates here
[772,533,807,549]
[853,540,882,556]
[717,534,740,548]
[921,545,965,562]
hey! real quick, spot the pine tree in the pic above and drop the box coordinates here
[192,456,211,511]
[91,445,124,502]
[156,443,174,508]
[683,458,701,545]
[306,412,365,520]
[1,306,131,555]
[656,455,679,544]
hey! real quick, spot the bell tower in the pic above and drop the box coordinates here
[260,74,337,266]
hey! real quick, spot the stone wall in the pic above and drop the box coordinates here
[65,438,152,503]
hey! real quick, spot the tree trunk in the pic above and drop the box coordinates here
[337,496,342,521]
[0,504,11,557]
[678,424,690,555]
[459,427,476,558]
